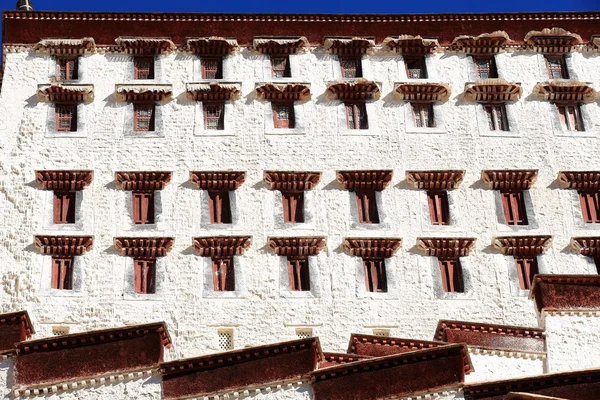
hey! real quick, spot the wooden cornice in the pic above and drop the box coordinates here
[463,79,522,103]
[33,37,96,55]
[35,170,93,191]
[115,84,173,102]
[323,37,375,56]
[190,171,246,191]
[492,235,552,257]
[255,83,311,101]
[532,80,597,103]
[252,36,308,54]
[524,28,582,53]
[406,170,464,190]
[114,36,176,55]
[417,238,476,258]
[264,171,321,191]
[37,84,94,103]
[268,237,326,257]
[337,170,393,191]
[382,35,439,54]
[34,236,93,256]
[114,237,174,258]
[343,238,402,259]
[558,171,600,191]
[570,237,600,257]
[481,170,538,191]
[186,82,242,102]
[450,31,512,54]
[183,37,238,55]
[326,80,380,101]
[393,82,451,102]
[192,236,252,258]
[115,171,172,191]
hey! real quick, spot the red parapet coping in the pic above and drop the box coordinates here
[0,311,34,355]
[529,274,600,314]
[347,333,447,357]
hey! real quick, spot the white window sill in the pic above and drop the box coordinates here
[194,129,235,137]
[45,131,88,138]
[406,127,447,134]
[479,129,520,138]
[124,130,164,138]
[265,129,306,136]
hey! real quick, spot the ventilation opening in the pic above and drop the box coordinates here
[372,329,390,337]
[52,326,70,336]
[296,328,313,339]
[218,329,234,351]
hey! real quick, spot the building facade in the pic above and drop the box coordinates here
[0,8,600,399]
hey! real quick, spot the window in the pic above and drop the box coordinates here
[340,56,362,78]
[595,257,600,274]
[133,103,155,132]
[557,104,584,131]
[439,258,464,293]
[427,191,450,225]
[271,56,291,78]
[201,57,223,79]
[363,258,387,292]
[296,328,313,339]
[579,191,600,223]
[53,192,76,224]
[545,55,568,79]
[405,57,427,79]
[132,191,155,224]
[473,56,498,79]
[134,258,156,294]
[55,104,77,132]
[51,257,73,290]
[356,190,379,224]
[218,329,234,350]
[212,258,235,291]
[52,326,70,336]
[412,103,435,128]
[345,103,368,130]
[501,191,528,225]
[204,103,225,130]
[56,57,78,81]
[288,257,310,291]
[515,257,538,290]
[134,56,154,80]
[208,191,232,224]
[272,102,295,129]
[282,191,304,223]
[484,104,509,131]
[372,329,390,337]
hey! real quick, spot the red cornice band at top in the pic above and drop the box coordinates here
[3,11,600,48]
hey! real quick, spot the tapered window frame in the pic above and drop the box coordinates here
[272,102,295,129]
[545,54,569,79]
[134,56,155,80]
[55,103,78,132]
[345,102,369,130]
[579,191,600,223]
[427,191,450,225]
[515,257,539,290]
[404,56,428,79]
[134,258,156,294]
[355,190,379,224]
[131,191,155,225]
[133,103,156,132]
[500,190,529,226]
[212,257,235,291]
[208,190,232,224]
[53,191,76,224]
[287,257,310,291]
[56,57,79,81]
[483,103,509,131]
[339,56,363,78]
[557,103,584,132]
[201,56,223,80]
[51,256,74,290]
[412,102,435,128]
[281,191,305,223]
[203,102,225,130]
[270,55,291,78]
[438,258,464,293]
[473,56,498,79]
[363,258,387,293]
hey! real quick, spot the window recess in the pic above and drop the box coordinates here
[427,191,450,225]
[190,171,245,225]
[557,104,584,132]
[339,56,363,78]
[363,258,387,293]
[406,170,464,226]
[438,258,464,292]
[134,258,156,294]
[545,55,569,79]
[515,257,538,290]
[193,236,252,292]
[56,57,78,81]
[133,103,156,132]
[131,191,155,224]
[411,102,435,128]
[272,102,295,129]
[473,56,498,79]
[134,56,155,80]
[201,57,223,79]
[417,238,475,294]
[269,237,325,292]
[483,104,509,131]
[203,103,225,130]
[270,56,291,78]
[115,171,172,226]
[345,103,368,130]
[55,104,78,132]
[52,257,74,290]
[212,257,235,291]
[404,56,427,79]
[53,191,76,224]
[287,257,311,291]
[355,190,379,224]
[482,170,537,226]
[500,191,528,225]
[579,191,600,223]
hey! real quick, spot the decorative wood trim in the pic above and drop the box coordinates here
[348,333,446,356]
[114,237,174,257]
[183,37,238,55]
[319,353,371,368]
[326,80,381,101]
[268,237,326,257]
[558,171,600,191]
[255,83,311,101]
[343,238,402,258]
[34,235,93,256]
[417,238,476,258]
[524,28,582,53]
[481,170,538,190]
[532,80,597,103]
[114,36,175,55]
[463,79,522,102]
[115,84,173,102]
[185,82,241,101]
[450,31,512,54]
[264,171,321,191]
[570,237,600,257]
[393,82,451,102]
[115,171,172,191]
[435,320,544,341]
[192,236,252,257]
[406,170,465,190]
[492,235,552,256]
[33,37,96,55]
[323,37,375,55]
[337,170,393,191]
[190,171,246,191]
[36,84,94,103]
[35,170,93,191]
[252,37,308,54]
[382,35,439,54]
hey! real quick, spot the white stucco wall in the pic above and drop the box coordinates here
[0,43,598,398]
[544,313,600,373]
[0,359,14,399]
[465,352,545,383]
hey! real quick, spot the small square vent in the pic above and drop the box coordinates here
[296,328,313,339]
[372,329,390,337]
[218,329,234,351]
[52,326,70,336]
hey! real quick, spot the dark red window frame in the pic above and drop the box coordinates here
[288,257,310,291]
[473,56,498,79]
[134,56,155,80]
[208,191,232,224]
[53,191,76,224]
[272,102,295,129]
[412,103,435,128]
[339,56,363,78]
[204,102,225,130]
[201,57,223,79]
[133,103,156,132]
[51,256,73,290]
[356,190,379,224]
[56,57,78,81]
[405,56,427,79]
[557,104,584,132]
[364,258,387,293]
[501,191,528,225]
[345,103,368,130]
[484,104,509,131]
[134,258,156,294]
[515,257,538,290]
[270,56,291,78]
[439,258,464,293]
[579,191,600,223]
[55,104,77,132]
[282,191,305,223]
[212,257,235,291]
[545,55,569,79]
[132,191,155,224]
[427,191,450,225]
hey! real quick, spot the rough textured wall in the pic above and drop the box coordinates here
[465,353,544,383]
[0,47,598,364]
[544,313,600,373]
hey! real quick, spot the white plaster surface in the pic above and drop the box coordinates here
[0,43,599,397]
[465,353,544,383]
[0,359,14,399]
[544,314,600,373]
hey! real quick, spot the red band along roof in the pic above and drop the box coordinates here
[492,236,552,257]
[343,238,402,258]
[34,236,94,256]
[406,170,465,190]
[115,171,172,191]
[417,238,477,258]
[268,237,326,257]
[190,171,246,191]
[529,274,600,314]
[114,237,174,257]
[193,236,252,258]
[264,171,321,191]
[482,170,538,191]
[347,333,447,357]
[36,170,93,191]
[337,170,393,191]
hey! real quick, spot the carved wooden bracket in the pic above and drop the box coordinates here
[450,31,512,54]
[532,81,597,103]
[463,79,522,103]
[337,170,393,191]
[37,84,94,103]
[264,171,321,191]
[252,37,308,54]
[558,171,600,191]
[416,238,476,258]
[115,171,172,191]
[393,82,451,102]
[482,170,538,191]
[192,236,252,258]
[570,237,600,257]
[115,36,176,55]
[326,80,380,101]
[255,83,311,101]
[268,237,326,257]
[115,84,173,102]
[114,237,174,257]
[323,37,375,56]
[406,170,464,190]
[34,235,94,256]
[382,35,439,54]
[36,170,93,191]
[524,28,582,53]
[186,82,241,102]
[33,37,96,55]
[343,238,402,258]
[190,171,246,191]
[492,235,552,256]
[183,37,238,55]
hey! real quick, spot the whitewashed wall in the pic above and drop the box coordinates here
[0,47,598,368]
[465,352,545,383]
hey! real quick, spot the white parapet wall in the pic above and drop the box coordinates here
[465,350,545,383]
